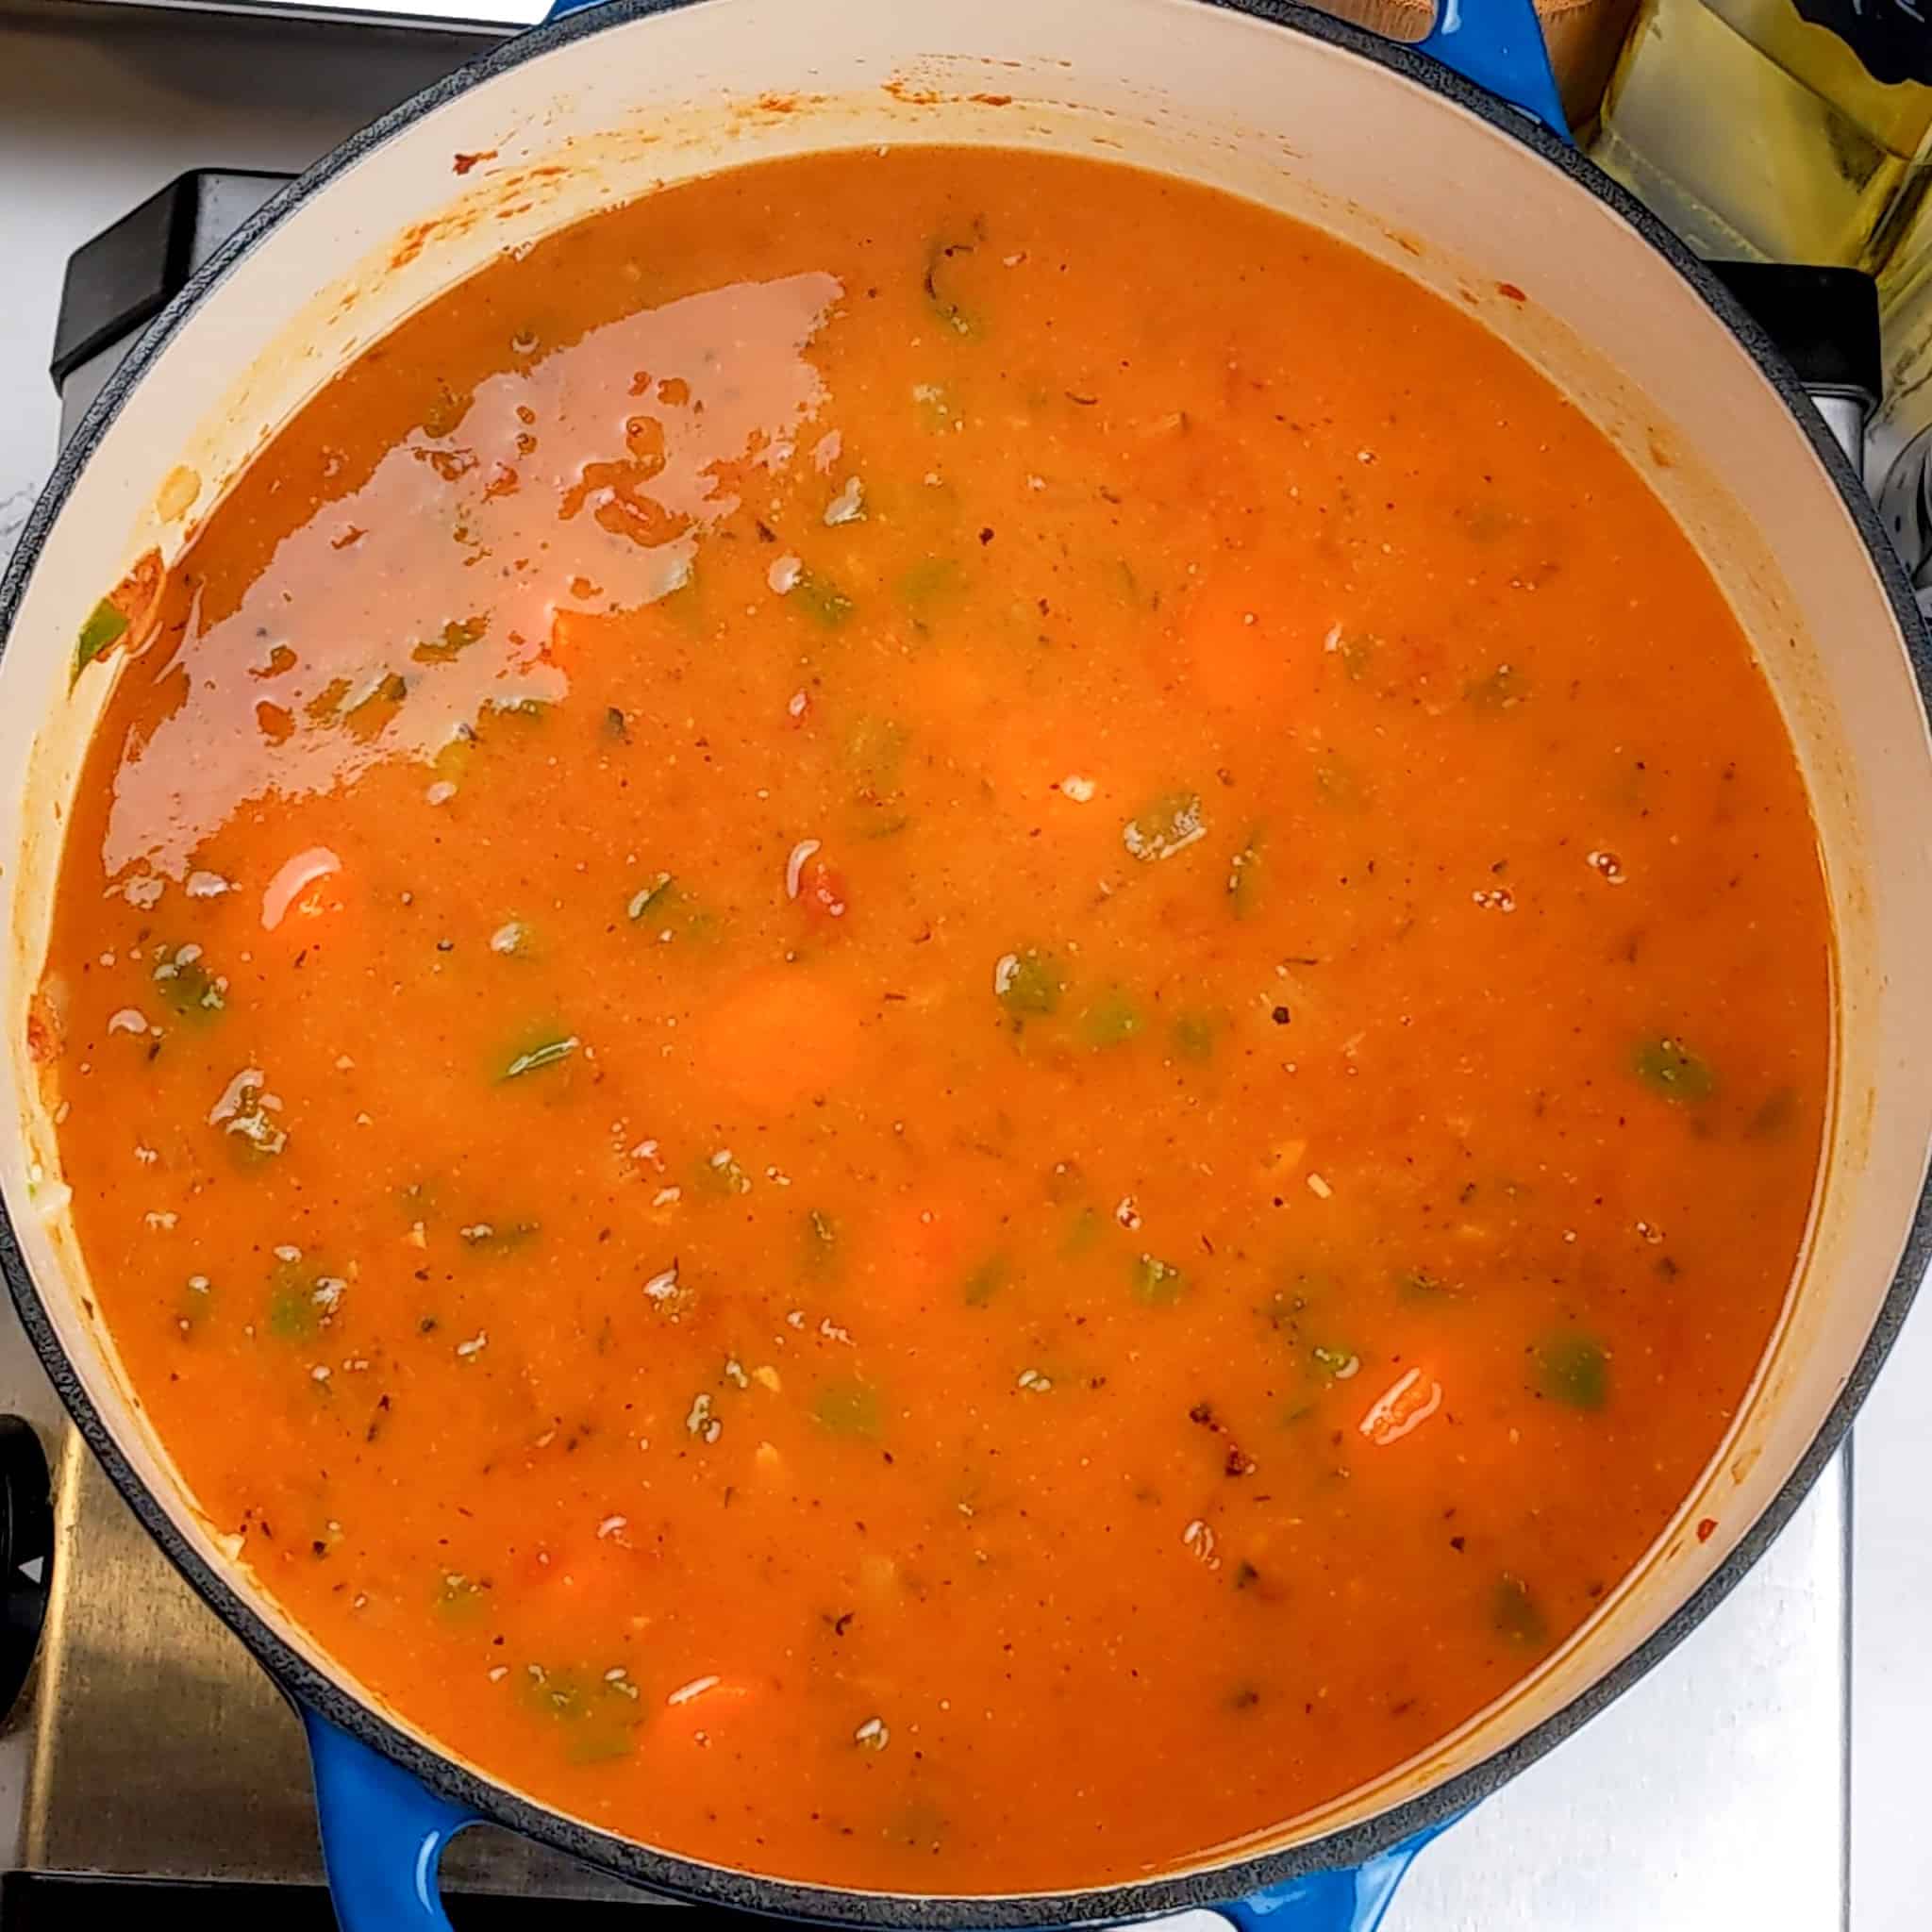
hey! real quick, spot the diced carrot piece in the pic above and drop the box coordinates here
[974,716,1114,813]
[908,649,994,719]
[873,1188,979,1301]
[514,1531,654,1615]
[1181,575,1301,714]
[692,971,864,1113]
[546,605,641,671]
[548,608,589,667]
[657,1673,761,1743]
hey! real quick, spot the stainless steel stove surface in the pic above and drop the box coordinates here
[0,7,1927,1927]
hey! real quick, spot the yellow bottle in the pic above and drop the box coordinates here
[1591,0,1932,276]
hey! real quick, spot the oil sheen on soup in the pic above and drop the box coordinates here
[37,148,1830,1891]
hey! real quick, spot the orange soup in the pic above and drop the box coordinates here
[36,147,1829,1891]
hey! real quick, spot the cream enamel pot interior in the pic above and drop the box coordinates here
[0,2,1929,1928]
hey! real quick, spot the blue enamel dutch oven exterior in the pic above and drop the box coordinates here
[3,2,1926,1929]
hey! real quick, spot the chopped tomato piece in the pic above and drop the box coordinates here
[797,858,850,929]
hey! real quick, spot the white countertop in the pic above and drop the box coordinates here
[0,7,1926,1926]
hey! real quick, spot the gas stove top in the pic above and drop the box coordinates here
[0,8,1927,1928]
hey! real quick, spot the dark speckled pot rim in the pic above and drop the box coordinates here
[1,0,1927,1924]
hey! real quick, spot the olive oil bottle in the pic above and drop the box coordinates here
[1591,0,1932,275]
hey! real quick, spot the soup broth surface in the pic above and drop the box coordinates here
[37,146,1829,1890]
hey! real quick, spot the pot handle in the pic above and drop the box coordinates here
[1411,0,1572,141]
[303,1706,479,1931]
[1215,1819,1452,1932]
[303,1701,1450,1927]
[538,0,1571,144]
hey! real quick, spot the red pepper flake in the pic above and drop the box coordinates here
[1496,281,1528,303]
[452,149,498,175]
[1696,1516,1718,1543]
